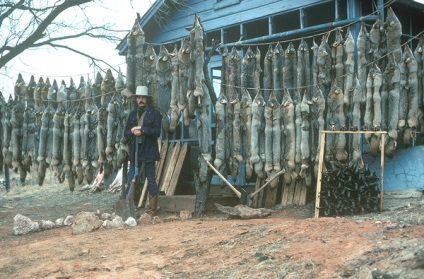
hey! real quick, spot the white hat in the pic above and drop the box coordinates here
[134,86,150,97]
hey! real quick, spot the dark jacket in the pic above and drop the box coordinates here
[124,104,162,163]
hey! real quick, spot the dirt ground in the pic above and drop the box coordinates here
[0,171,423,279]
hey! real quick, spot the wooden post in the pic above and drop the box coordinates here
[314,132,326,219]
[380,133,385,212]
[314,130,387,218]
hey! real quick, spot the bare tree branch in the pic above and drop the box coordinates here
[0,0,126,72]
[45,42,120,75]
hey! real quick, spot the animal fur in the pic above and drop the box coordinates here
[250,90,266,179]
[272,42,284,104]
[384,7,402,63]
[156,45,173,133]
[240,89,253,179]
[282,88,297,185]
[331,28,344,90]
[263,45,273,102]
[297,40,311,99]
[228,47,241,103]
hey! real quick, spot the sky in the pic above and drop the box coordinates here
[0,0,156,99]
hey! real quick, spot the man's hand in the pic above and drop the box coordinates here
[131,126,142,136]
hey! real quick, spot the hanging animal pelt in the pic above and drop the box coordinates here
[101,69,115,108]
[331,28,344,90]
[414,35,424,133]
[231,99,242,180]
[311,39,319,94]
[269,91,281,188]
[133,21,145,89]
[22,77,36,173]
[414,35,423,110]
[105,94,119,163]
[317,33,332,97]
[82,79,99,184]
[282,88,296,185]
[214,90,228,174]
[250,90,266,179]
[254,47,262,99]
[297,40,311,99]
[121,20,138,98]
[63,110,74,191]
[51,102,65,182]
[37,89,55,186]
[264,91,274,178]
[343,27,355,124]
[293,89,302,174]
[399,45,419,146]
[263,45,273,102]
[228,47,241,103]
[241,47,256,100]
[310,85,326,178]
[178,36,190,114]
[383,53,400,157]
[370,64,383,157]
[283,42,297,98]
[350,75,364,168]
[369,14,384,70]
[299,93,312,186]
[93,72,103,108]
[0,93,7,169]
[240,89,253,179]
[10,97,24,174]
[156,45,173,133]
[197,83,211,183]
[143,44,158,106]
[169,45,180,133]
[272,42,284,104]
[2,96,14,168]
[325,80,347,162]
[357,21,371,115]
[385,7,402,64]
[96,105,108,176]
[192,14,205,99]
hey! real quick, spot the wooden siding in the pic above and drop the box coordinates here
[144,0,326,43]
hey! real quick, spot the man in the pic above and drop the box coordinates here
[124,85,162,216]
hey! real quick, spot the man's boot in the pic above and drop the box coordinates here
[148,195,158,217]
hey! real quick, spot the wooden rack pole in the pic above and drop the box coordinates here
[380,133,385,212]
[314,132,326,219]
[314,130,387,218]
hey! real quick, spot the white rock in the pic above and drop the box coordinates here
[112,216,124,228]
[125,217,137,227]
[103,219,113,229]
[13,214,39,235]
[63,215,75,226]
[180,210,192,220]
[55,218,64,226]
[71,212,103,235]
[40,220,55,230]
[100,213,112,220]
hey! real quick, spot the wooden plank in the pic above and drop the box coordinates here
[253,177,264,208]
[162,141,182,195]
[285,179,296,205]
[159,142,175,192]
[156,139,169,184]
[264,185,278,208]
[380,133,385,212]
[167,142,189,195]
[298,181,308,206]
[314,132,326,218]
[281,183,290,206]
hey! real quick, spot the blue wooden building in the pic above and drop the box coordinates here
[117,0,424,196]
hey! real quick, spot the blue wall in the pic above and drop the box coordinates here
[364,146,424,192]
